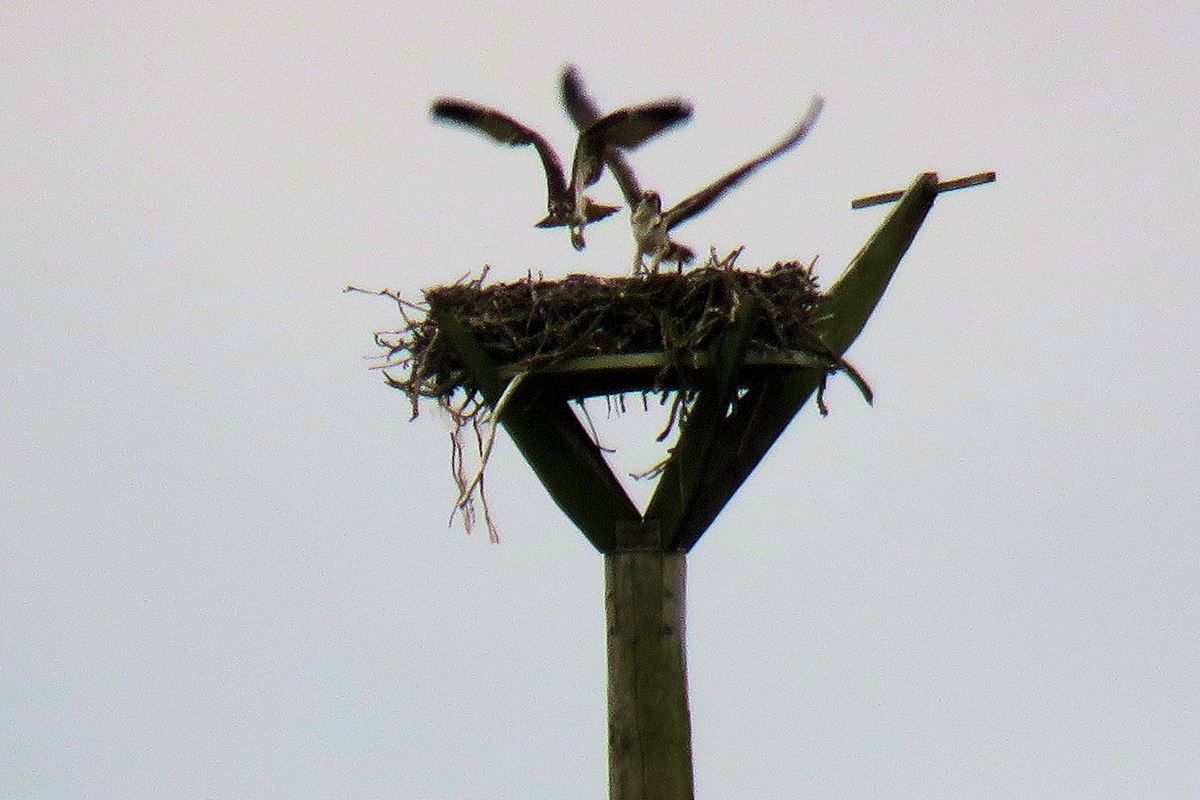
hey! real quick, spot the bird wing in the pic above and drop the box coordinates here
[571,99,692,191]
[559,66,644,206]
[662,95,824,230]
[430,97,570,209]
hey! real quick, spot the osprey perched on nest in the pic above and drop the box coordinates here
[431,96,692,250]
[560,66,824,273]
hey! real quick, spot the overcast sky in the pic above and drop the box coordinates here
[3,3,1198,798]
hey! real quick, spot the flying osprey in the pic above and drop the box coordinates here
[431,96,691,250]
[560,66,824,273]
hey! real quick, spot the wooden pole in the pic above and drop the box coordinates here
[605,521,693,800]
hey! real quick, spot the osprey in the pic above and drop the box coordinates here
[431,96,691,250]
[560,66,824,273]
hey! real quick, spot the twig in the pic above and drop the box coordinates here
[344,284,428,314]
[630,456,670,481]
[452,373,527,515]
[575,399,617,454]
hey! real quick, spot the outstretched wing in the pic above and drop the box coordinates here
[560,66,645,206]
[430,97,570,209]
[572,99,692,191]
[662,95,824,230]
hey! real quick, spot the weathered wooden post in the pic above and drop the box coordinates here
[362,171,991,798]
[607,522,691,800]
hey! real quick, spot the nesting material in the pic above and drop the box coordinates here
[370,256,862,419]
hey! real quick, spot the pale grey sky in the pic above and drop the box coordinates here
[3,2,1198,798]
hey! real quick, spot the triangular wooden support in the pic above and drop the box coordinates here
[437,172,949,553]
[672,172,943,546]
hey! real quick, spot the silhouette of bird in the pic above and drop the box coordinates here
[560,66,824,273]
[431,96,691,250]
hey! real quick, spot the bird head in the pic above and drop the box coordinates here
[638,190,663,214]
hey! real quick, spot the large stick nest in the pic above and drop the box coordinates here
[367,255,857,419]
